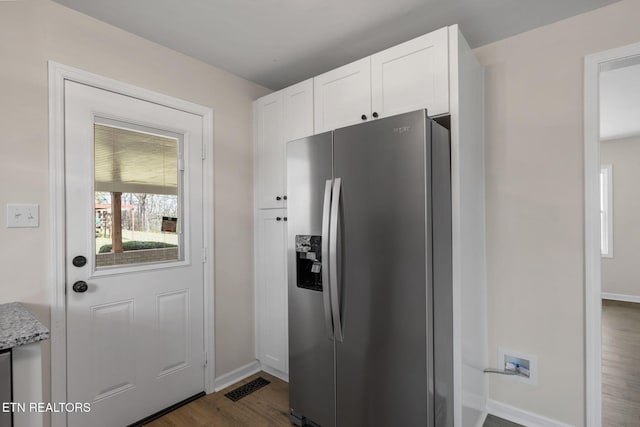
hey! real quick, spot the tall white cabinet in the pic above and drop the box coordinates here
[255,210,288,374]
[254,25,487,427]
[254,79,314,380]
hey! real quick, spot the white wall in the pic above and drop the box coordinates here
[474,1,640,425]
[601,135,640,298]
[0,0,270,413]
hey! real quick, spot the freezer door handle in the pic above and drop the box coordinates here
[329,178,344,342]
[322,180,334,340]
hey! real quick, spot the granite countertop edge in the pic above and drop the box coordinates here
[0,302,50,351]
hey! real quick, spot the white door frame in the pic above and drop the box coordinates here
[584,41,640,427]
[48,62,216,427]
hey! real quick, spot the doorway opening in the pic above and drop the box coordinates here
[584,42,640,426]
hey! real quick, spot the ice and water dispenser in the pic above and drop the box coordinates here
[294,235,322,291]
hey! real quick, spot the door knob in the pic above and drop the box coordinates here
[283,195,287,200]
[361,114,367,120]
[72,255,87,267]
[276,196,282,201]
[276,217,282,221]
[372,112,379,118]
[72,281,88,293]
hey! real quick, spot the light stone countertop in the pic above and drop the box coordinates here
[0,302,49,351]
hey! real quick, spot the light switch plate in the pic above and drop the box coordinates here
[7,204,39,228]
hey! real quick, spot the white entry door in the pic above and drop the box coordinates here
[64,80,205,427]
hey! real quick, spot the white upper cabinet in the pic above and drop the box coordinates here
[314,57,371,133]
[256,92,286,209]
[283,79,314,142]
[256,80,314,209]
[313,28,449,134]
[371,27,449,118]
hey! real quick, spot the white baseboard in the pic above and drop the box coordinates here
[601,292,640,304]
[463,390,488,427]
[486,399,573,427]
[260,363,289,383]
[213,360,261,392]
[475,410,488,427]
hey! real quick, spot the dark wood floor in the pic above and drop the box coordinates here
[602,299,640,427]
[149,371,517,426]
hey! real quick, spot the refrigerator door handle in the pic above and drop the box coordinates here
[321,179,334,340]
[329,177,344,342]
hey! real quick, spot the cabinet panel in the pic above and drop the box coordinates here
[314,57,371,133]
[257,210,288,373]
[371,27,449,118]
[284,79,314,142]
[256,92,286,209]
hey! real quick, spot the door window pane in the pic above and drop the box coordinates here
[94,123,182,268]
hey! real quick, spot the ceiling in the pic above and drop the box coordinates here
[600,57,640,141]
[53,0,620,90]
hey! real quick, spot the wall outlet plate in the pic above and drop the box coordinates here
[6,204,39,228]
[498,347,537,385]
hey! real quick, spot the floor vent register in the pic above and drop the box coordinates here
[224,377,271,402]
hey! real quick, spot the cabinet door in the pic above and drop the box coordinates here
[283,79,314,142]
[314,57,371,133]
[256,210,288,374]
[256,92,286,209]
[371,27,449,118]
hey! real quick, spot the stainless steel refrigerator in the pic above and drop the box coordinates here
[286,109,453,427]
